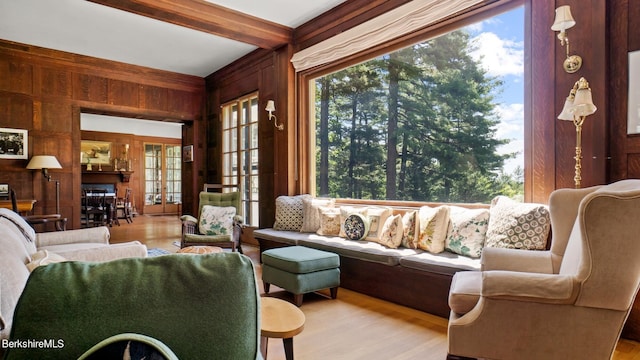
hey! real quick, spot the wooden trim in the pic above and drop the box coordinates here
[88,0,292,49]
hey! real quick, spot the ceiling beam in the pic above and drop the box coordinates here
[88,0,292,49]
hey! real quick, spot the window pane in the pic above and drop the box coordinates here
[312,7,524,203]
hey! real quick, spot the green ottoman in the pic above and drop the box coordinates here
[262,246,340,306]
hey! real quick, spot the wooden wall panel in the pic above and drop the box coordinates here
[0,39,204,228]
[41,67,72,98]
[108,79,139,108]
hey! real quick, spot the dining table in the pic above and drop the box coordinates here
[83,192,119,226]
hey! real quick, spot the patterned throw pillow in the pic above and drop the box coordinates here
[273,195,312,231]
[343,213,370,240]
[417,206,450,253]
[199,205,236,236]
[375,214,403,249]
[339,206,367,237]
[401,210,419,249]
[364,207,393,242]
[300,197,335,233]
[317,206,342,236]
[445,206,490,258]
[485,196,550,250]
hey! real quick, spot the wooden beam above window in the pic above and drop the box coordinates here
[88,0,292,49]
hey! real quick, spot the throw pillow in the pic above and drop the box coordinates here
[364,207,393,242]
[375,214,403,249]
[339,206,367,238]
[485,196,550,250]
[445,206,490,258]
[198,205,236,236]
[343,213,370,240]
[300,197,335,233]
[317,206,342,236]
[26,250,67,272]
[273,194,312,231]
[417,206,450,253]
[401,210,419,249]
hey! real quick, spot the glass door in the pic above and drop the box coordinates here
[144,143,181,214]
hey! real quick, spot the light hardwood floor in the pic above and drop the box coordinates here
[109,215,640,360]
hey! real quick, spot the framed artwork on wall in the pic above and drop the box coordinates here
[0,128,28,159]
[81,140,112,165]
[183,145,193,162]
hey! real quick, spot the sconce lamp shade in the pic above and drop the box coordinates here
[551,5,576,31]
[26,155,62,170]
[573,87,597,117]
[265,100,276,112]
[558,97,575,121]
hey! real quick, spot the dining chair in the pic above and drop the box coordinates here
[82,189,108,227]
[116,188,133,223]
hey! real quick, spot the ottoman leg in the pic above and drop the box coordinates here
[330,287,339,299]
[264,283,271,294]
[293,294,303,307]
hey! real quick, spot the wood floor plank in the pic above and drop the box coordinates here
[109,215,640,360]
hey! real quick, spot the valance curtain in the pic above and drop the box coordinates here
[290,0,483,72]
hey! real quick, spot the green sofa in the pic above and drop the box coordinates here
[4,253,262,360]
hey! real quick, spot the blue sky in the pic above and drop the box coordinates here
[466,6,525,174]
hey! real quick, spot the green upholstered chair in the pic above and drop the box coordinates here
[5,253,262,360]
[180,191,243,253]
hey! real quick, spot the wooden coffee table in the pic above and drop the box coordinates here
[260,297,305,360]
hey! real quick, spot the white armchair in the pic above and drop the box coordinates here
[447,179,640,360]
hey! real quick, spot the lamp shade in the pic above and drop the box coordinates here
[265,100,275,112]
[551,5,576,31]
[572,87,597,117]
[26,155,62,170]
[558,97,575,121]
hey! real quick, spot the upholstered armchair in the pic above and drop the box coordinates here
[181,191,243,253]
[447,179,640,360]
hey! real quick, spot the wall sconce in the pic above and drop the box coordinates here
[26,155,62,214]
[558,77,597,188]
[265,100,284,130]
[551,5,582,73]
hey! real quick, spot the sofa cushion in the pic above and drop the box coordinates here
[399,251,481,276]
[254,228,303,246]
[198,205,236,236]
[343,213,370,240]
[364,206,393,242]
[445,206,490,258]
[374,214,403,249]
[338,206,367,238]
[317,206,341,236]
[417,206,450,253]
[26,250,68,272]
[300,197,335,233]
[401,210,419,249]
[485,196,550,250]
[273,194,311,231]
[448,271,482,315]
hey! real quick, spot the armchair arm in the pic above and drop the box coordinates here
[54,241,148,262]
[35,227,110,248]
[481,247,554,274]
[482,270,578,304]
[181,215,198,236]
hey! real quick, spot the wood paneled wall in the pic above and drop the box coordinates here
[0,40,204,228]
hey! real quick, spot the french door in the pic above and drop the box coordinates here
[144,143,181,214]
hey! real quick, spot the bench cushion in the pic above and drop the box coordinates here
[399,251,481,276]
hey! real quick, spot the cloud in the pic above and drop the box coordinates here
[468,32,524,77]
[494,103,524,173]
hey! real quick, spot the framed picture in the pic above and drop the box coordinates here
[0,128,28,160]
[183,145,193,162]
[0,183,9,200]
[81,140,112,165]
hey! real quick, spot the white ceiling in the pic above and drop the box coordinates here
[0,0,347,77]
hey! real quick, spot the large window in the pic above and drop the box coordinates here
[309,6,524,203]
[221,93,259,226]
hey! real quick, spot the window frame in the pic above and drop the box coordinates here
[295,0,526,199]
[221,92,260,226]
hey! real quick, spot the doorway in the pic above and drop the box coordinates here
[143,143,182,214]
